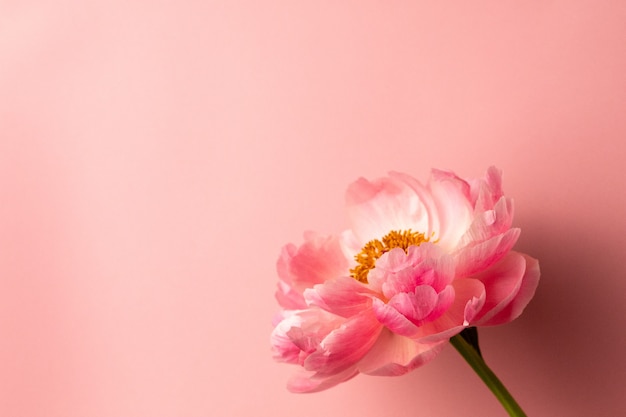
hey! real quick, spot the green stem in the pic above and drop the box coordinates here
[450,335,527,417]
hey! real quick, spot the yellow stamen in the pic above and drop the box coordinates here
[350,229,430,283]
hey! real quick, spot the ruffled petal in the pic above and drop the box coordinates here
[303,309,383,375]
[276,232,350,309]
[455,228,520,278]
[270,317,305,365]
[304,276,376,318]
[405,244,455,293]
[469,166,504,212]
[389,171,440,236]
[474,253,540,326]
[371,297,420,338]
[380,284,453,328]
[387,286,439,325]
[428,169,474,249]
[368,243,454,299]
[345,175,433,244]
[270,309,344,365]
[413,278,486,343]
[458,196,514,248]
[358,327,446,376]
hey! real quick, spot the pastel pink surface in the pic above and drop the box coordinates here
[1,1,625,416]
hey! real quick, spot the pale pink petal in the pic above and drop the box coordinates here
[338,229,362,265]
[474,253,540,326]
[287,367,360,393]
[270,325,303,365]
[428,169,474,250]
[345,175,432,244]
[270,309,344,365]
[275,279,308,310]
[389,171,440,236]
[303,310,383,375]
[275,244,308,309]
[271,312,311,365]
[304,277,376,318]
[276,232,350,309]
[458,197,514,247]
[469,166,504,211]
[455,228,520,278]
[358,327,446,376]
[413,278,486,343]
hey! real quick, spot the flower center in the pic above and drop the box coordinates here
[350,229,430,283]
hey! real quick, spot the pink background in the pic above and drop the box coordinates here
[1,1,625,416]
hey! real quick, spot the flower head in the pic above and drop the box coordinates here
[271,167,540,392]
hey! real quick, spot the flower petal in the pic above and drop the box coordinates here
[304,277,376,318]
[358,327,446,376]
[303,310,383,375]
[387,286,439,325]
[389,171,440,236]
[469,166,504,212]
[474,252,541,326]
[368,243,454,299]
[428,169,474,249]
[413,278,486,343]
[458,196,514,247]
[455,228,520,278]
[345,175,432,244]
[270,309,343,365]
[276,232,350,309]
[371,297,420,338]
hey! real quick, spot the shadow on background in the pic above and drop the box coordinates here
[502,214,626,416]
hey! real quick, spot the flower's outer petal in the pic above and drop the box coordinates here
[270,309,343,365]
[345,175,432,244]
[414,278,486,343]
[303,310,383,375]
[270,314,304,365]
[275,279,307,312]
[454,228,520,278]
[474,252,541,326]
[469,166,504,212]
[428,169,474,250]
[358,328,446,376]
[468,251,524,324]
[458,197,514,248]
[287,367,360,393]
[276,232,350,310]
[304,277,376,318]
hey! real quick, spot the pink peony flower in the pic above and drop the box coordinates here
[271,167,540,393]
